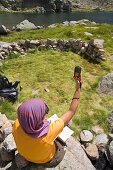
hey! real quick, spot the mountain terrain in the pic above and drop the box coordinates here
[0,0,113,12]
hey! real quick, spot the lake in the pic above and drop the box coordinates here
[0,11,113,29]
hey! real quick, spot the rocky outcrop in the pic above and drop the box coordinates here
[0,38,105,63]
[0,0,113,12]
[0,0,72,12]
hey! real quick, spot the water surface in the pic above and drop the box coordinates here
[0,11,113,29]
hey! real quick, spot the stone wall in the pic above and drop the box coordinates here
[0,38,105,63]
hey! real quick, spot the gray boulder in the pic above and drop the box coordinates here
[14,20,37,31]
[89,39,104,49]
[0,25,9,35]
[0,41,11,48]
[76,19,96,25]
[80,130,94,142]
[70,21,77,26]
[97,73,113,96]
[3,134,16,152]
[63,21,70,26]
[95,134,109,148]
[53,137,95,170]
[106,140,113,166]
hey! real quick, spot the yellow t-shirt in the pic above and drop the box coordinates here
[12,118,64,163]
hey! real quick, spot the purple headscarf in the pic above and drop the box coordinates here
[17,98,50,138]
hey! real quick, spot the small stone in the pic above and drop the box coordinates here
[80,46,86,53]
[84,32,93,36]
[108,133,113,140]
[32,89,39,95]
[13,51,18,54]
[38,44,46,51]
[80,130,93,143]
[44,87,50,92]
[95,134,109,147]
[85,143,99,160]
[98,49,105,55]
[85,27,98,29]
[21,51,26,55]
[92,125,104,135]
[48,24,56,28]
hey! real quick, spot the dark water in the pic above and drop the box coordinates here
[0,11,113,29]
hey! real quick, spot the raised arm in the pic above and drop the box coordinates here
[60,76,82,126]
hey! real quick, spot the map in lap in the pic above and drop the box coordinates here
[48,114,74,142]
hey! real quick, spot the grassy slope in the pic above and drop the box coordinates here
[0,24,113,136]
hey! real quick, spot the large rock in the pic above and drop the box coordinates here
[0,25,9,35]
[95,134,109,148]
[3,134,16,152]
[14,20,37,31]
[97,73,113,96]
[52,137,95,170]
[0,41,11,48]
[89,39,104,49]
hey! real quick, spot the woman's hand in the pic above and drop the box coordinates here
[73,75,82,91]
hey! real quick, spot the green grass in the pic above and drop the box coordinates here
[0,48,113,136]
[0,24,113,136]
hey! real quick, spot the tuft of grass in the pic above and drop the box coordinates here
[0,100,16,120]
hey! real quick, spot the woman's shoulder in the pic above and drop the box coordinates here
[13,119,19,129]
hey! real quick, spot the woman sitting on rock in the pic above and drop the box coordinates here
[13,74,82,167]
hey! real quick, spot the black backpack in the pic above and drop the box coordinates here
[0,75,21,102]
